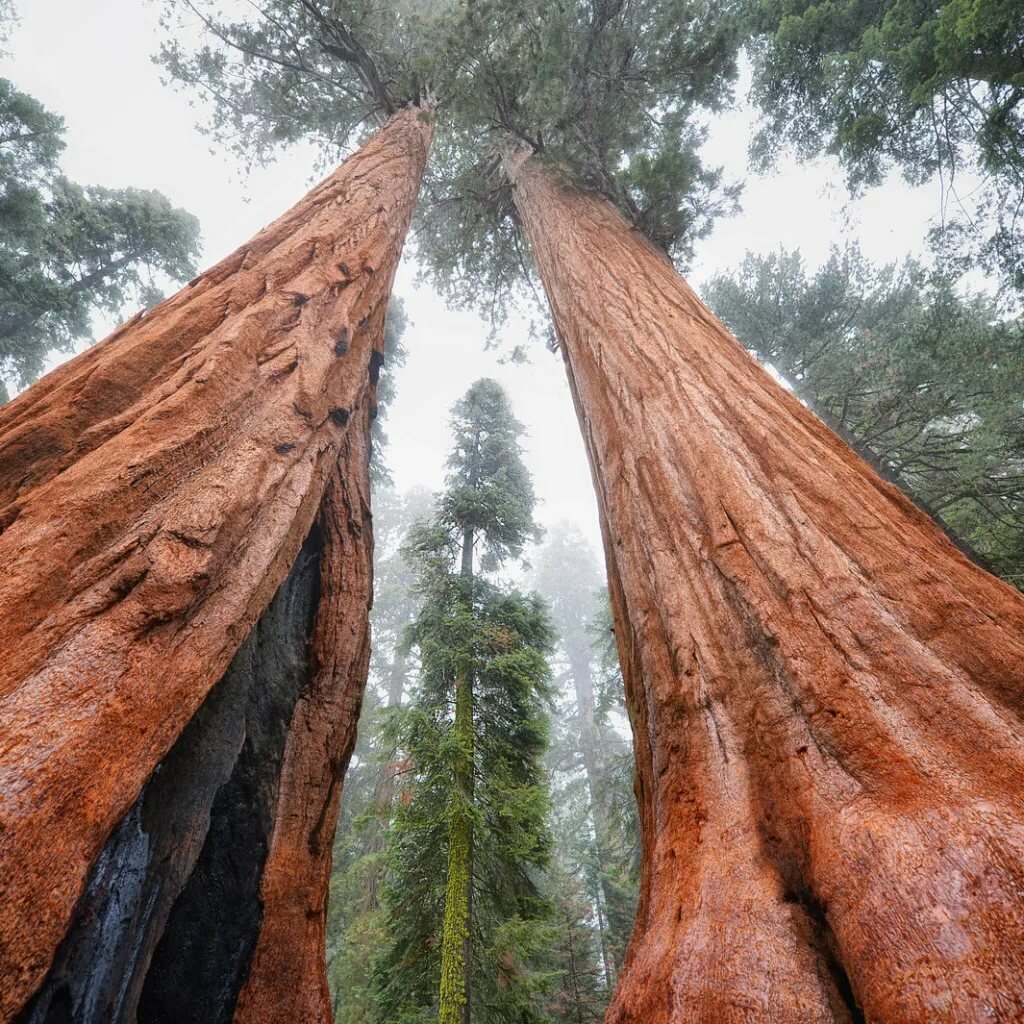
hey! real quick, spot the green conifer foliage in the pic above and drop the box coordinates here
[542,870,607,1024]
[0,79,200,394]
[745,0,1024,287]
[375,379,555,1024]
[158,0,742,319]
[705,245,1024,584]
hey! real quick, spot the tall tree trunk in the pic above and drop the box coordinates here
[439,527,475,1024]
[506,152,1024,1023]
[439,663,474,1024]
[22,506,331,1024]
[233,399,374,1024]
[0,103,433,1023]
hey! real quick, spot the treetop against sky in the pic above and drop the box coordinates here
[156,0,743,311]
[0,0,1002,557]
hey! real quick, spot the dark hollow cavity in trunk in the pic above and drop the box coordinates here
[19,525,325,1024]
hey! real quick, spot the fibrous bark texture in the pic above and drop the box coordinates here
[21,427,372,1024]
[0,104,432,1022]
[232,402,373,1024]
[507,152,1024,1023]
[23,509,325,1024]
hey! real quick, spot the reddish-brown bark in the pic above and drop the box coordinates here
[0,105,432,1021]
[232,399,374,1024]
[507,152,1024,1023]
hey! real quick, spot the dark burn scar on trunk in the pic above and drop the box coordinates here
[369,349,385,386]
[17,528,324,1024]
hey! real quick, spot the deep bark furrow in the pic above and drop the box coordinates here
[0,106,432,1021]
[17,509,329,1024]
[507,151,1024,1023]
[232,397,375,1024]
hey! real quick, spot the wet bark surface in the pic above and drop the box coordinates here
[19,426,374,1024]
[508,152,1024,1023]
[136,524,322,1024]
[0,104,432,1020]
[232,400,374,1024]
[19,524,322,1024]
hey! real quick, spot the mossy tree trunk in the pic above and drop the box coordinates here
[438,526,476,1024]
[506,150,1024,1024]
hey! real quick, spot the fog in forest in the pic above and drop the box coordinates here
[4,0,1023,1021]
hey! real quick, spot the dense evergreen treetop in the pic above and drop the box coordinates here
[745,0,1024,287]
[437,377,539,568]
[0,78,63,181]
[0,77,201,395]
[747,0,1023,184]
[159,0,743,314]
[375,378,556,1024]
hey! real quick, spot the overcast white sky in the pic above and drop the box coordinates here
[1,0,956,557]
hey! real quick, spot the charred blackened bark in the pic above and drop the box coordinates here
[0,104,433,1022]
[232,399,375,1024]
[20,518,323,1024]
[20,412,374,1024]
[507,151,1024,1024]
[135,521,324,1024]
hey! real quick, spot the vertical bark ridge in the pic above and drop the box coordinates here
[232,396,375,1024]
[0,104,433,1022]
[506,151,1024,1023]
[19,502,326,1024]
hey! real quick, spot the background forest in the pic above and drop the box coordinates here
[2,0,1023,1021]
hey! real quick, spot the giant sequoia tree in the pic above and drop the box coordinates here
[0,104,433,1023]
[30,1,1024,1020]
[156,0,741,310]
[506,148,1024,1021]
